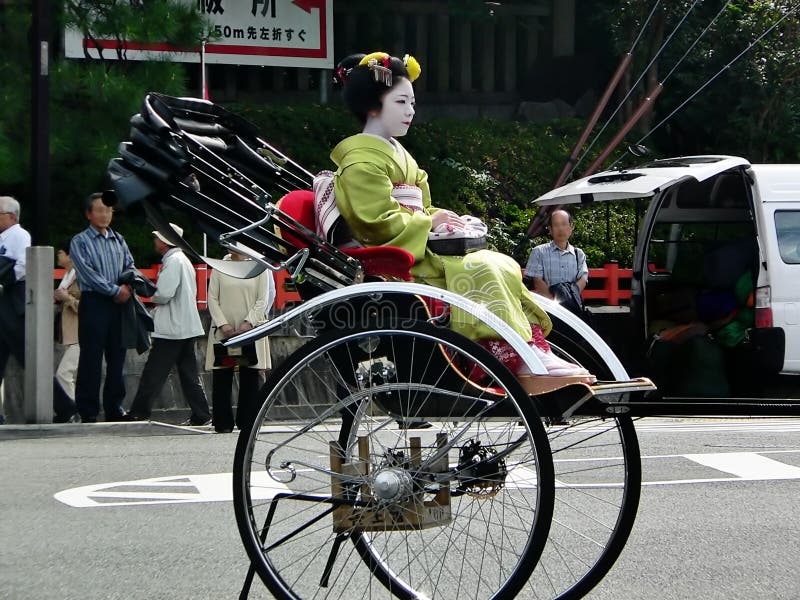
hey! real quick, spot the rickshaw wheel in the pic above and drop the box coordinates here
[234,321,555,600]
[526,327,642,600]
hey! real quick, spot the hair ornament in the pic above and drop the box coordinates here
[333,65,349,85]
[332,53,365,87]
[403,54,421,82]
[360,51,393,87]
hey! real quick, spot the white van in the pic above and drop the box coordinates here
[535,155,800,398]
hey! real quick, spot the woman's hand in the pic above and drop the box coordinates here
[219,324,235,339]
[54,288,70,302]
[430,210,466,231]
[236,321,253,334]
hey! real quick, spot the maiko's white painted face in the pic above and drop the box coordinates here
[378,77,416,138]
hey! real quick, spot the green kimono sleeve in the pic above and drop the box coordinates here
[415,167,446,217]
[335,161,432,262]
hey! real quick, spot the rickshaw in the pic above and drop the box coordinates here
[108,93,662,600]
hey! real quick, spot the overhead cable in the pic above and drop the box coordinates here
[568,0,702,180]
[618,1,800,167]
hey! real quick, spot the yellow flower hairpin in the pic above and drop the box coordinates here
[358,51,422,85]
[403,54,421,82]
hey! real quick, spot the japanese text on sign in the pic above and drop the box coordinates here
[65,0,333,69]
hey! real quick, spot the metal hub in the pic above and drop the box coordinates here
[372,468,414,503]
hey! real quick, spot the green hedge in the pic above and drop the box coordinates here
[231,102,640,266]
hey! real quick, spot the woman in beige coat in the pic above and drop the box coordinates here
[54,243,81,400]
[205,252,274,433]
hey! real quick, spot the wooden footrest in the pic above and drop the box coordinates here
[526,377,657,419]
[517,374,596,396]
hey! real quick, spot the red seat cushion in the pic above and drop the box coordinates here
[277,190,414,279]
[276,190,316,248]
[342,246,414,281]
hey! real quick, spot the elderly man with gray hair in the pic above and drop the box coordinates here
[0,196,31,409]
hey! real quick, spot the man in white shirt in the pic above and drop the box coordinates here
[128,223,211,425]
[0,196,30,393]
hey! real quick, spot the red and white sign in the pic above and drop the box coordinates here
[65,0,333,69]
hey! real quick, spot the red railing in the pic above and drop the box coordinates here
[273,269,302,311]
[270,262,635,310]
[523,263,633,306]
[55,262,633,312]
[582,263,632,306]
[54,264,209,311]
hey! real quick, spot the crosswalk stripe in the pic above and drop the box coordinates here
[683,452,800,480]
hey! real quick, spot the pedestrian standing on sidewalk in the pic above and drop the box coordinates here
[128,223,211,425]
[205,250,274,434]
[0,195,30,423]
[54,241,81,401]
[70,193,135,423]
[525,209,589,320]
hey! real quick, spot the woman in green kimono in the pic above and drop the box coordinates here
[330,52,589,380]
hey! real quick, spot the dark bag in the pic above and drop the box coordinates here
[213,341,258,368]
[549,251,593,324]
[119,267,157,298]
[549,281,585,314]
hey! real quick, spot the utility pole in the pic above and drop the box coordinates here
[31,0,51,245]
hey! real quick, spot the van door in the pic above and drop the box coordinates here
[534,156,757,388]
[761,207,800,372]
[534,156,752,342]
[535,156,751,206]
[749,166,800,373]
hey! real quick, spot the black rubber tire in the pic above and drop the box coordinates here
[233,321,556,600]
[534,319,642,599]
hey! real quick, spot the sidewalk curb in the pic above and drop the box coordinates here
[0,420,212,440]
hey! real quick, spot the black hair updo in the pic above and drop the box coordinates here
[334,52,421,124]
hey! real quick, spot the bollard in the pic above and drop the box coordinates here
[605,261,620,306]
[195,263,208,311]
[24,246,53,423]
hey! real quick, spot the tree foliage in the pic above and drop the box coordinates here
[3,1,799,267]
[0,1,209,260]
[590,0,800,162]
[232,102,639,265]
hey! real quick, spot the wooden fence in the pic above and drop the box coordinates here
[207,0,575,107]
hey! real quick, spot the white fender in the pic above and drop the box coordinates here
[229,281,550,375]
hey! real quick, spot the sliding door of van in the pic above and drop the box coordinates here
[767,209,800,372]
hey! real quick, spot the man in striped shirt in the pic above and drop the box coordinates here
[70,193,135,423]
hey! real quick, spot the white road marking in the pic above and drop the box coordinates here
[54,472,289,508]
[683,452,800,480]
[54,435,800,507]
[634,419,800,434]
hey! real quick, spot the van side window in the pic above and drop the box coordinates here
[775,211,800,264]
[648,222,754,277]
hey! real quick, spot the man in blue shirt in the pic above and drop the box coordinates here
[525,209,588,301]
[70,193,135,423]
